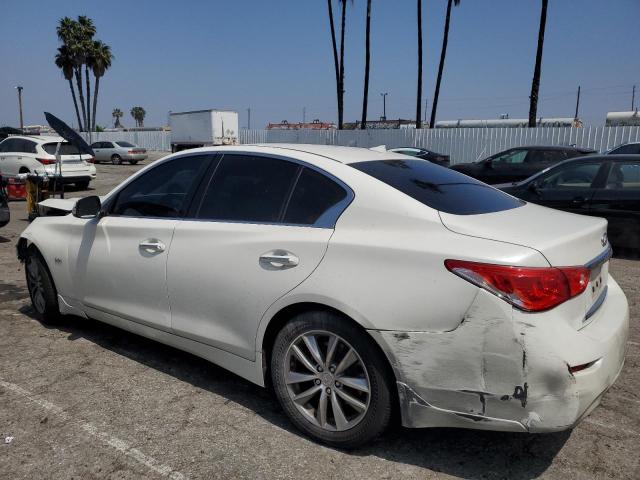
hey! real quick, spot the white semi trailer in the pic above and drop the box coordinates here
[169,109,239,152]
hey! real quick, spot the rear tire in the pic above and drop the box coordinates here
[271,310,392,448]
[129,160,138,165]
[25,250,60,324]
[111,154,122,165]
[75,180,90,190]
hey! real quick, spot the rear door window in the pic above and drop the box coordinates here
[283,167,348,226]
[606,162,640,189]
[352,159,523,215]
[197,155,299,223]
[609,144,640,155]
[490,149,528,164]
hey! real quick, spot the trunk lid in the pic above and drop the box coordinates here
[439,202,611,327]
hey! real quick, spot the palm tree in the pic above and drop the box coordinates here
[327,1,341,129]
[429,0,461,129]
[360,0,372,129]
[89,41,113,131]
[130,107,146,128]
[77,16,96,131]
[56,17,86,131]
[112,108,123,128]
[55,45,83,130]
[416,0,423,128]
[338,0,349,130]
[528,0,549,127]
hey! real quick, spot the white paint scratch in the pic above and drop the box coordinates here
[0,379,187,480]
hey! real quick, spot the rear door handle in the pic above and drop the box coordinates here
[139,239,166,253]
[259,250,299,269]
[572,196,586,205]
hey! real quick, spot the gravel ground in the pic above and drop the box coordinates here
[1,153,639,479]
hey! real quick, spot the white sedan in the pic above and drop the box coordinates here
[17,144,628,447]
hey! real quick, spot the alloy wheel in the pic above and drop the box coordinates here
[284,330,371,432]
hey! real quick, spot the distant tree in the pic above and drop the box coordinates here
[429,0,461,129]
[360,0,372,129]
[112,108,123,128]
[88,41,113,131]
[130,107,146,128]
[528,0,549,127]
[54,45,82,130]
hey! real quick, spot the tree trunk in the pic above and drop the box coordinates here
[327,0,341,130]
[68,78,83,131]
[338,0,347,130]
[430,0,453,129]
[74,68,87,131]
[360,0,372,129]
[528,0,548,127]
[85,65,91,131]
[92,76,100,131]
[416,0,423,128]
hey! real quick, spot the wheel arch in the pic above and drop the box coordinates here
[259,301,400,416]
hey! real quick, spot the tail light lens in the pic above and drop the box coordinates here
[444,259,589,312]
[86,156,95,163]
[36,158,56,165]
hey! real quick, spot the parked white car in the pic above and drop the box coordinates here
[0,135,96,189]
[18,144,628,447]
[90,141,147,164]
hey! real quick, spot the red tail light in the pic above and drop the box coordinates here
[128,150,134,154]
[444,259,589,312]
[86,156,95,163]
[36,158,56,165]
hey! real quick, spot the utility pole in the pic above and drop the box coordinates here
[16,86,24,132]
[303,107,306,124]
[632,85,636,111]
[574,85,581,120]
[424,98,428,125]
[380,92,388,121]
[247,107,251,130]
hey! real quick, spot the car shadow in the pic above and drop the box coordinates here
[0,235,11,243]
[19,305,569,478]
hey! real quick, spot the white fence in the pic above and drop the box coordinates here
[82,131,171,152]
[84,126,640,164]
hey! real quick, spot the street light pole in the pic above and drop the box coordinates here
[380,92,388,121]
[16,86,24,132]
[247,107,251,130]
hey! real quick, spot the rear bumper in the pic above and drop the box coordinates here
[121,153,147,161]
[372,277,629,432]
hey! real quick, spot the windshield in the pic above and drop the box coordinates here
[351,159,524,215]
[42,142,82,155]
[116,141,136,148]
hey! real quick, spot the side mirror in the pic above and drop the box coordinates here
[73,196,102,219]
[484,158,493,168]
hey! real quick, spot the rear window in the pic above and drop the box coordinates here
[42,142,83,155]
[351,159,524,215]
[116,141,136,148]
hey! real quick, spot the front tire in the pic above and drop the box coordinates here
[271,311,392,448]
[111,154,122,165]
[25,250,60,324]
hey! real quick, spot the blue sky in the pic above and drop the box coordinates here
[1,0,639,129]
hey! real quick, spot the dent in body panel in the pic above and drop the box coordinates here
[376,288,580,431]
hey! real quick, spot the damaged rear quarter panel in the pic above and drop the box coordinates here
[377,288,579,430]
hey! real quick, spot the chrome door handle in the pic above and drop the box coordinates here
[259,250,299,269]
[139,239,166,253]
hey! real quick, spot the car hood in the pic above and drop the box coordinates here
[439,202,608,266]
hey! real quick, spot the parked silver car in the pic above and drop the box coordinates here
[90,141,147,165]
